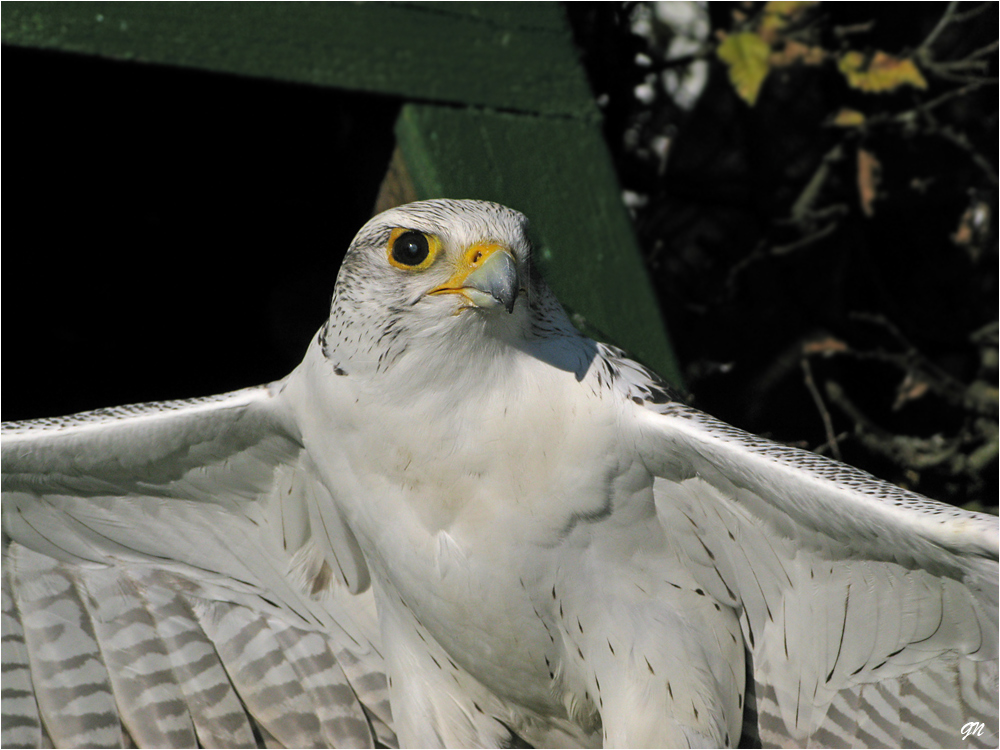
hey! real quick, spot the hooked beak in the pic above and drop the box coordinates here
[429,243,519,313]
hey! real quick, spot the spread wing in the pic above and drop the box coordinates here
[1,385,395,748]
[635,399,998,748]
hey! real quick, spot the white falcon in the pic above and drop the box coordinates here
[2,200,997,748]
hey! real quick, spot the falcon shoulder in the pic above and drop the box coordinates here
[614,353,998,748]
[1,385,394,748]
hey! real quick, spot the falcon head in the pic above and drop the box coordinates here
[343,199,530,313]
[321,200,574,380]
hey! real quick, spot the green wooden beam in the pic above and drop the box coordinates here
[395,104,683,385]
[2,2,596,118]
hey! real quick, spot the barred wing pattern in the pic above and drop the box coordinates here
[641,401,999,748]
[1,386,395,749]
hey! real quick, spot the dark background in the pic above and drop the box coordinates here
[3,3,996,507]
[3,47,398,417]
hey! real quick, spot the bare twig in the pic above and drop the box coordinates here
[927,72,998,86]
[934,125,999,184]
[864,80,997,133]
[927,60,991,75]
[962,39,999,59]
[847,313,999,417]
[849,312,911,349]
[774,204,849,226]
[646,46,715,73]
[825,382,964,471]
[968,419,999,472]
[771,221,839,255]
[801,359,842,460]
[952,2,996,24]
[926,41,998,71]
[815,431,851,457]
[833,21,876,39]
[917,1,960,58]
[790,144,846,223]
[727,203,846,286]
[726,241,769,288]
[914,80,994,113]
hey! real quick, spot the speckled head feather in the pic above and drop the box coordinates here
[320,199,574,383]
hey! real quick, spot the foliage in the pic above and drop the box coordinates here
[717,31,772,105]
[715,2,930,105]
[568,2,998,509]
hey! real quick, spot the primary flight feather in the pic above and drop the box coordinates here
[2,199,997,748]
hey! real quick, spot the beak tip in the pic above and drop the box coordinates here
[501,287,518,314]
[464,249,519,314]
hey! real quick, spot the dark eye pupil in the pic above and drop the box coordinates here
[392,232,429,266]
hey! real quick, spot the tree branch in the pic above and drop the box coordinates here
[801,359,842,460]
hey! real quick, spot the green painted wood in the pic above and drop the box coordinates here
[2,2,596,119]
[398,3,568,30]
[395,104,683,385]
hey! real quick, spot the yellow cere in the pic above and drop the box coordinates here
[428,242,508,298]
[463,243,504,269]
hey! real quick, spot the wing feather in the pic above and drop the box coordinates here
[0,563,43,749]
[8,546,124,748]
[79,564,198,748]
[136,576,260,748]
[269,623,375,747]
[1,386,392,748]
[637,400,998,748]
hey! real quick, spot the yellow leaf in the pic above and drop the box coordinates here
[759,1,818,44]
[717,32,772,105]
[838,50,928,93]
[832,108,866,127]
[769,40,827,68]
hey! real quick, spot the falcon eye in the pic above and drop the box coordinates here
[386,227,441,270]
[390,231,430,268]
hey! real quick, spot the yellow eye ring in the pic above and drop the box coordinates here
[387,228,441,271]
